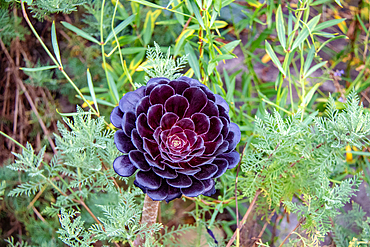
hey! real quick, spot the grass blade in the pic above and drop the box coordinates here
[130,0,163,9]
[51,21,61,66]
[185,42,201,80]
[265,41,286,77]
[291,15,320,51]
[190,0,205,29]
[106,15,135,43]
[87,69,99,114]
[20,65,58,71]
[61,21,100,44]
[304,46,315,75]
[276,5,286,50]
[107,72,120,104]
[304,61,327,79]
[314,18,346,31]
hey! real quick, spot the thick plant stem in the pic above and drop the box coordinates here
[134,194,160,247]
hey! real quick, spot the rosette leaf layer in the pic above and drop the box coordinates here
[111,77,241,202]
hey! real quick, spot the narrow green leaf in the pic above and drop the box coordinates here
[173,0,184,25]
[106,15,135,43]
[156,19,179,25]
[120,47,147,55]
[215,0,222,12]
[130,0,163,9]
[207,62,216,76]
[190,0,205,29]
[291,15,320,51]
[287,11,294,44]
[80,87,108,93]
[56,110,93,117]
[317,35,347,53]
[301,83,321,106]
[107,72,120,104]
[348,151,370,156]
[142,12,153,46]
[220,40,241,53]
[221,0,234,7]
[314,18,346,31]
[356,14,369,35]
[276,5,286,50]
[185,42,201,80]
[174,28,195,57]
[86,69,99,114]
[312,31,336,38]
[20,65,58,72]
[76,95,116,107]
[334,0,343,7]
[310,0,331,5]
[265,41,286,77]
[61,21,100,44]
[210,9,217,27]
[51,21,61,66]
[304,46,315,75]
[210,54,235,63]
[304,61,327,79]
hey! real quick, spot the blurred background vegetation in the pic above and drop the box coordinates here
[0,0,370,246]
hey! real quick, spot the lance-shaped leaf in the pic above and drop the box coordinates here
[61,21,100,44]
[51,21,61,66]
[106,15,135,43]
[265,41,286,77]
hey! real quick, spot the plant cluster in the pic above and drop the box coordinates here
[0,0,370,246]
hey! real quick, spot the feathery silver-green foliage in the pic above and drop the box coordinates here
[28,0,87,20]
[0,9,29,46]
[5,105,200,246]
[89,193,162,243]
[240,90,368,241]
[57,208,95,247]
[141,42,188,84]
[332,202,370,246]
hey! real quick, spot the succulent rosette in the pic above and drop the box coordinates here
[110,76,241,202]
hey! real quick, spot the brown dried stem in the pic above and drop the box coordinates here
[251,209,276,245]
[134,194,160,247]
[226,190,261,247]
[0,38,57,154]
[278,217,305,247]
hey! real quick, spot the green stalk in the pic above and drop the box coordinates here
[100,0,118,104]
[20,0,98,116]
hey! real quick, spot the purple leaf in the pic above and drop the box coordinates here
[191,113,210,135]
[160,112,179,130]
[183,87,207,117]
[113,155,137,177]
[136,170,162,190]
[110,106,123,128]
[129,150,151,171]
[193,164,218,180]
[147,104,163,130]
[167,173,192,188]
[181,177,205,197]
[114,130,135,153]
[149,84,175,105]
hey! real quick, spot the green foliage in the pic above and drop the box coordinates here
[332,203,370,246]
[28,0,87,20]
[141,42,188,84]
[89,195,162,243]
[0,8,29,46]
[241,90,369,242]
[3,0,370,246]
[57,208,95,247]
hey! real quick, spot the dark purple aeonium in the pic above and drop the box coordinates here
[110,76,241,202]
